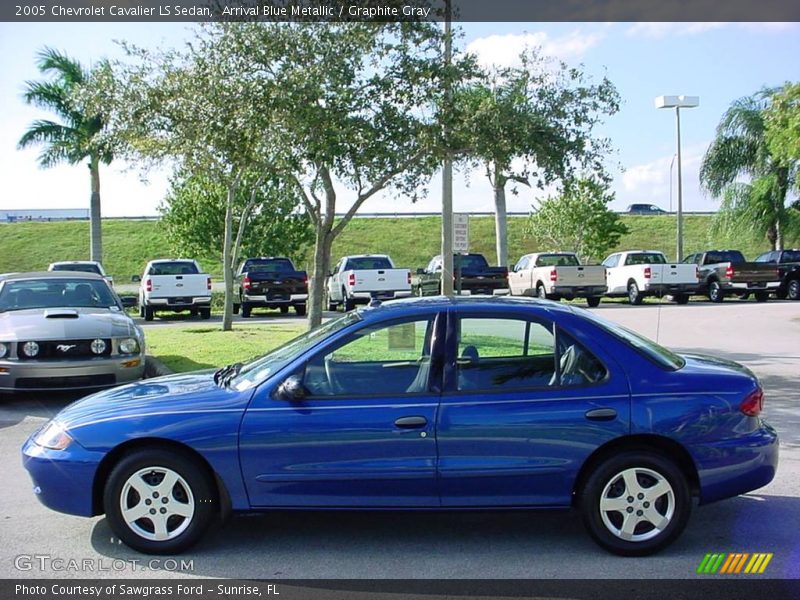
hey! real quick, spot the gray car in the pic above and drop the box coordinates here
[0,272,145,392]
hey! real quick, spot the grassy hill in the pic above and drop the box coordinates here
[0,214,787,281]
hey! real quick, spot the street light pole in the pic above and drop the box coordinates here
[669,153,676,213]
[656,95,699,263]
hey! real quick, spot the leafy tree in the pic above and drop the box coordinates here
[525,178,628,262]
[701,88,798,250]
[18,47,111,262]
[160,171,314,269]
[452,50,620,266]
[765,82,800,195]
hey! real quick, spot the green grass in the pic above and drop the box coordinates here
[145,323,305,372]
[0,214,792,283]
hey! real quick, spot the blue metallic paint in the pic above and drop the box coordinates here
[22,297,778,522]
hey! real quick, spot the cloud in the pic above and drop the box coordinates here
[466,29,606,70]
[626,22,800,39]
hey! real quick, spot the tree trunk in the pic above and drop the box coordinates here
[307,226,332,329]
[221,183,236,331]
[767,222,778,251]
[775,218,783,252]
[493,173,508,267]
[89,156,102,263]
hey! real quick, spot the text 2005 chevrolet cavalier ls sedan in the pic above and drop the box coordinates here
[22,297,777,556]
[0,271,145,392]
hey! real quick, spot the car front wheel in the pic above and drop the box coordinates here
[708,281,724,303]
[787,279,800,301]
[103,448,217,555]
[579,451,691,556]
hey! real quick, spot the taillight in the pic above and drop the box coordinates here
[740,387,763,417]
[549,268,557,282]
[726,265,735,279]
[303,274,308,285]
[145,278,152,292]
[207,277,212,290]
[243,276,251,290]
[348,273,356,287]
[644,266,652,279]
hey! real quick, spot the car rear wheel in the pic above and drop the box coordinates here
[708,281,724,303]
[199,307,211,319]
[579,451,691,556]
[144,306,154,321]
[241,303,251,318]
[536,284,548,300]
[103,448,217,555]
[627,281,643,305]
[343,289,355,312]
[294,304,307,316]
[586,297,601,308]
[787,279,800,301]
[674,294,690,305]
[754,292,769,303]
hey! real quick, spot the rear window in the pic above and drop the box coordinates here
[705,251,745,264]
[782,251,800,263]
[536,254,580,267]
[346,257,393,270]
[51,263,102,275]
[457,254,489,269]
[624,253,666,265]
[149,261,200,275]
[243,259,295,273]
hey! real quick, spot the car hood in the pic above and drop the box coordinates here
[0,307,136,341]
[55,370,252,431]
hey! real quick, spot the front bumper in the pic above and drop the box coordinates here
[22,434,102,517]
[0,355,145,392]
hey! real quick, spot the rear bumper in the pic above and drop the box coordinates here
[351,291,413,302]
[643,283,699,295]
[147,296,211,309]
[724,281,780,291]
[456,288,510,296]
[694,422,779,505]
[243,293,307,306]
[0,355,145,392]
[551,285,606,298]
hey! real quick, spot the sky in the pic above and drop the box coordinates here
[0,21,798,217]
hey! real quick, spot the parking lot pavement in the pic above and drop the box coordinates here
[1,301,798,579]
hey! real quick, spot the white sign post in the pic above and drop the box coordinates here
[453,214,469,294]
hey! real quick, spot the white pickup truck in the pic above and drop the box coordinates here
[602,250,698,305]
[327,254,412,311]
[135,259,212,321]
[509,252,606,307]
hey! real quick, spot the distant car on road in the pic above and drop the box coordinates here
[22,297,777,556]
[234,257,308,317]
[135,259,212,321]
[48,261,113,287]
[754,249,800,300]
[0,271,144,392]
[626,204,667,215]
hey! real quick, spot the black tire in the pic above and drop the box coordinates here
[536,284,547,300]
[754,291,769,303]
[708,280,724,303]
[586,297,601,308]
[103,447,217,555]
[328,301,337,312]
[199,307,211,319]
[787,279,800,301]
[241,303,251,318]
[343,289,355,312]
[233,303,240,315]
[579,451,691,556]
[674,294,690,305]
[139,304,145,318]
[294,304,307,316]
[144,306,154,322]
[279,305,289,314]
[627,281,643,305]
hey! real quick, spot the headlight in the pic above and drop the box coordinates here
[34,421,73,451]
[0,343,8,359]
[90,339,107,355]
[22,341,39,357]
[118,338,140,354]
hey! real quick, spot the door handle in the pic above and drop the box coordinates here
[585,408,617,421]
[394,416,427,428]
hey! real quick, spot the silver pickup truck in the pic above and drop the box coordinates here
[509,252,606,307]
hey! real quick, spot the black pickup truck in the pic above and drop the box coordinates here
[233,257,308,317]
[683,250,781,303]
[755,249,800,300]
[411,253,509,296]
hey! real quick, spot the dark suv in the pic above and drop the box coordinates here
[626,204,667,215]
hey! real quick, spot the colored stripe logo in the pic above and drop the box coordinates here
[697,553,773,574]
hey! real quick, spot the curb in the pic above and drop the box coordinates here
[144,355,174,378]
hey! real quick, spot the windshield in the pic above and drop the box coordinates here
[231,311,361,390]
[578,309,685,371]
[457,254,489,269]
[0,278,120,312]
[51,263,102,275]
[243,259,295,273]
[783,251,800,263]
[536,254,580,267]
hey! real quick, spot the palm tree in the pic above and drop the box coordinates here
[700,88,797,250]
[18,48,111,262]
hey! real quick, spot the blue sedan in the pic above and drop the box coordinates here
[22,297,778,556]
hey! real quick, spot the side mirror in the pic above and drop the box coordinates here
[416,268,425,275]
[131,275,141,283]
[275,374,307,402]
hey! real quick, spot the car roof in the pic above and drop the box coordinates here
[0,271,105,282]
